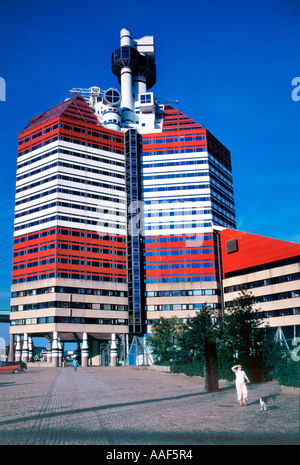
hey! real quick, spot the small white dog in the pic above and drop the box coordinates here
[260,394,277,411]
[260,396,267,411]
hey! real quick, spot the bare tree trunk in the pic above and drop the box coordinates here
[204,337,219,392]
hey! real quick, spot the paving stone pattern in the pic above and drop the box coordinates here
[0,365,299,445]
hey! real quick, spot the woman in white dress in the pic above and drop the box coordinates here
[231,364,250,406]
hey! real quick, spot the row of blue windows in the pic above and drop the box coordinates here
[142,183,210,193]
[17,160,124,183]
[145,276,216,283]
[213,216,236,229]
[18,135,123,157]
[14,227,125,243]
[15,200,125,220]
[145,262,214,270]
[145,209,211,218]
[226,290,300,306]
[212,197,236,217]
[58,243,125,254]
[143,222,212,230]
[15,214,126,232]
[17,161,57,182]
[141,150,231,184]
[210,173,234,197]
[11,317,128,326]
[16,173,125,195]
[211,187,235,209]
[142,171,208,182]
[141,159,207,169]
[209,162,233,185]
[144,235,213,243]
[146,289,219,297]
[146,303,219,311]
[13,272,126,284]
[142,148,207,156]
[163,121,202,128]
[224,255,300,279]
[143,197,234,218]
[143,196,210,205]
[19,122,123,145]
[141,135,206,144]
[141,169,233,197]
[16,186,125,208]
[12,301,127,312]
[60,124,123,143]
[254,289,300,303]
[14,258,125,271]
[142,158,233,189]
[259,307,300,319]
[145,248,213,257]
[12,285,127,298]
[58,258,124,268]
[17,147,124,171]
[212,205,236,221]
[224,272,300,293]
[207,152,232,177]
[212,211,236,225]
[19,125,59,145]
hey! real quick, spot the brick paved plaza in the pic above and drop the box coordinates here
[0,365,299,447]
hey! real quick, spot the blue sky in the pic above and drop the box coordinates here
[0,0,299,315]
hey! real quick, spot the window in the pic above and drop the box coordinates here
[140,93,152,104]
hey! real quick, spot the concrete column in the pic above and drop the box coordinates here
[126,334,130,361]
[58,338,62,367]
[28,336,33,361]
[21,333,29,363]
[47,342,52,363]
[81,332,89,367]
[75,342,81,362]
[120,29,134,124]
[8,334,15,361]
[121,66,134,110]
[110,333,118,367]
[52,332,59,367]
[15,335,21,361]
[133,75,147,101]
[121,67,134,124]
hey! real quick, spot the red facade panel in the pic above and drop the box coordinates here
[220,229,300,276]
[12,227,127,282]
[144,234,216,282]
[162,104,203,131]
[13,95,126,286]
[17,95,124,156]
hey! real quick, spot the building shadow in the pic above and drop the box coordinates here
[0,389,216,427]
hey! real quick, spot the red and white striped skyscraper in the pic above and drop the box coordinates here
[9,29,238,365]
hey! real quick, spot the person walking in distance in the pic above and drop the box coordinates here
[232,364,250,406]
[72,358,79,373]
